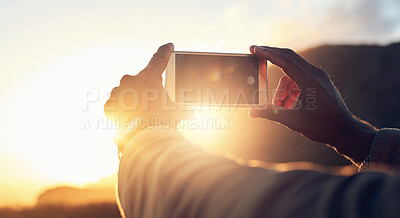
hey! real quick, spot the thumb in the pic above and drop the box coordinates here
[249,104,295,126]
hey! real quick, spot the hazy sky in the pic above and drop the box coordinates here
[0,0,399,207]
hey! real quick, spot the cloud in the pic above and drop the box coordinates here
[259,0,400,49]
[322,0,400,43]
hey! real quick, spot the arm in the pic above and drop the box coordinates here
[248,46,400,168]
[105,43,400,218]
[118,126,400,218]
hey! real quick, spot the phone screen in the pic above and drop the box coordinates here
[175,54,259,105]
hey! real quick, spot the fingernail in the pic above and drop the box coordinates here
[250,45,257,54]
[163,43,174,49]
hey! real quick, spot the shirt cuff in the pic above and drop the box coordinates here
[369,128,400,166]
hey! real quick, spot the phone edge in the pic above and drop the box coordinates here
[166,51,268,107]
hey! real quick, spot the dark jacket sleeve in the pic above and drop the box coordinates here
[369,128,400,167]
[117,127,400,218]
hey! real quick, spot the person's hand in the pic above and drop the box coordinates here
[248,45,377,163]
[104,43,192,129]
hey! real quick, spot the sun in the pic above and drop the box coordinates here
[178,107,230,148]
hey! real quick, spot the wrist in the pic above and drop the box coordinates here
[334,118,378,163]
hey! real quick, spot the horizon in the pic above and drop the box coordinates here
[1,0,400,208]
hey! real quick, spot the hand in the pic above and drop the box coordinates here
[248,45,377,163]
[104,43,192,129]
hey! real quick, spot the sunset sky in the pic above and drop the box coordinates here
[1,0,400,207]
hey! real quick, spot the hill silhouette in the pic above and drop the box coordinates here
[35,186,115,207]
[35,174,116,207]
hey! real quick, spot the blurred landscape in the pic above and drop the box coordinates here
[1,42,399,217]
[0,174,121,218]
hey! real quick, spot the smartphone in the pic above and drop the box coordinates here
[165,51,267,107]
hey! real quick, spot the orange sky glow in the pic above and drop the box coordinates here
[0,0,399,207]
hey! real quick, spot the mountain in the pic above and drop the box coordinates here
[35,175,116,207]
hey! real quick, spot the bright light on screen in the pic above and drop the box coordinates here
[175,54,259,105]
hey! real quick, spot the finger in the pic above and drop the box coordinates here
[272,76,292,106]
[282,90,299,109]
[250,45,257,54]
[283,80,300,108]
[248,104,298,127]
[144,43,174,76]
[282,98,292,109]
[253,46,311,85]
[261,46,319,73]
[119,74,141,87]
[287,79,299,90]
[260,46,330,81]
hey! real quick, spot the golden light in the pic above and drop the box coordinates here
[178,107,230,149]
[208,70,223,82]
[0,44,235,207]
[0,45,150,206]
